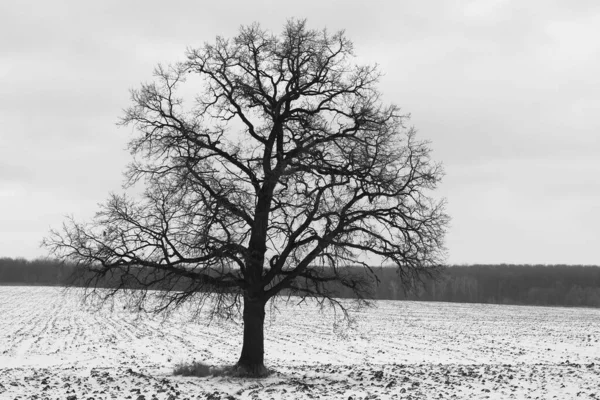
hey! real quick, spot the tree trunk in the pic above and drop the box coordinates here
[236,295,268,376]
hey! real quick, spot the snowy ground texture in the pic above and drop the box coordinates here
[0,286,599,400]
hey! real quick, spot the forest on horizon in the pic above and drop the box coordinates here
[1,257,599,308]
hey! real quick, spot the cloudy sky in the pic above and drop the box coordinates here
[1,0,598,265]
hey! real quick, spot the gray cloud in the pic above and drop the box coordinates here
[1,0,598,264]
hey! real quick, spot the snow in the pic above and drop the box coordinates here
[1,286,599,399]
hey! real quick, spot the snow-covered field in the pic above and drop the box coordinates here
[0,286,598,399]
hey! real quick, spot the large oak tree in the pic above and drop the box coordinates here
[44,20,448,376]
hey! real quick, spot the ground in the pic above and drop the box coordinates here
[0,286,598,399]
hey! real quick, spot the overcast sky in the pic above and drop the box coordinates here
[1,0,598,265]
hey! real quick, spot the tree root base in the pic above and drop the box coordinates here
[226,362,272,378]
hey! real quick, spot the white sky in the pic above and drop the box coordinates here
[1,0,598,265]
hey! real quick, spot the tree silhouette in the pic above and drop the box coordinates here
[43,19,448,375]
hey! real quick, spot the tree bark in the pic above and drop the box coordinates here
[236,295,268,376]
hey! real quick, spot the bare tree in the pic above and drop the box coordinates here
[43,19,448,376]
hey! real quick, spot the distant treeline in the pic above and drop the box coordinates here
[365,264,600,307]
[1,257,600,307]
[0,258,75,286]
